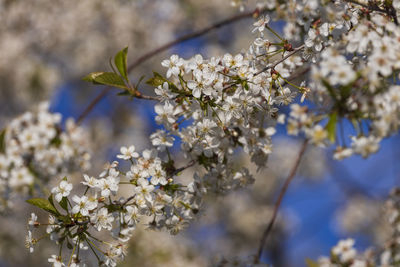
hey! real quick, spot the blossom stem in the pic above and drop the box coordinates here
[265,25,284,41]
[255,45,305,76]
[67,238,78,267]
[85,237,101,262]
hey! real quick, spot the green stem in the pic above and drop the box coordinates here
[85,237,101,262]
[67,239,78,267]
[266,25,284,41]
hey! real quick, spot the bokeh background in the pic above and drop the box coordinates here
[0,0,398,266]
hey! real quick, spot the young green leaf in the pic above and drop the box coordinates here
[0,128,6,154]
[83,72,128,90]
[305,259,319,267]
[59,197,69,211]
[146,72,180,92]
[326,112,337,143]
[26,198,59,215]
[146,72,166,87]
[114,47,129,82]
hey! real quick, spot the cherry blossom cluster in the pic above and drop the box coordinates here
[0,102,90,210]
[314,188,400,267]
[229,0,400,161]
[26,143,208,266]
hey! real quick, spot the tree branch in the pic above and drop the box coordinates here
[344,0,398,25]
[77,7,267,125]
[255,139,308,263]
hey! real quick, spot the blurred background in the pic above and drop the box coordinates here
[0,0,398,266]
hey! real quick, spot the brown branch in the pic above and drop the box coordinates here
[76,7,267,125]
[255,139,308,263]
[77,87,112,124]
[134,92,161,101]
[344,0,398,25]
[173,160,196,176]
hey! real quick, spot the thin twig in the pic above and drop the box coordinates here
[173,160,196,176]
[76,87,112,124]
[255,139,308,263]
[254,45,305,76]
[121,194,136,207]
[135,93,161,101]
[76,7,267,125]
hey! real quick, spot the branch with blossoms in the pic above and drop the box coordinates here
[76,6,270,125]
[14,0,400,266]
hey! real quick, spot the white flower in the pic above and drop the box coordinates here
[150,166,168,185]
[81,174,98,188]
[46,215,60,235]
[117,145,139,160]
[91,207,114,231]
[51,180,73,202]
[71,195,97,216]
[48,255,64,267]
[134,179,154,202]
[9,167,34,188]
[28,213,38,227]
[332,238,357,263]
[150,130,174,151]
[154,102,176,125]
[252,15,270,33]
[154,82,176,100]
[25,230,35,253]
[124,205,139,226]
[306,125,328,146]
[351,136,380,158]
[305,28,323,52]
[333,147,353,160]
[98,176,120,197]
[161,54,183,78]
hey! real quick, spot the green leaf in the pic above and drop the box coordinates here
[321,79,337,102]
[83,72,128,90]
[146,72,182,94]
[146,72,166,87]
[0,129,5,154]
[114,47,129,82]
[241,80,249,91]
[134,75,146,91]
[59,215,71,224]
[325,112,337,143]
[48,194,55,208]
[305,259,319,267]
[59,197,69,211]
[49,136,62,147]
[26,198,59,215]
